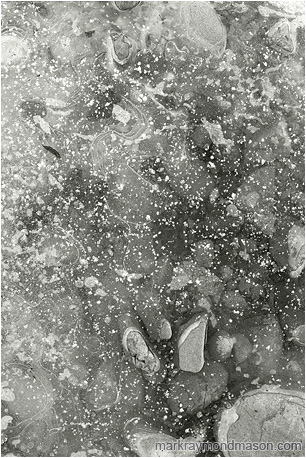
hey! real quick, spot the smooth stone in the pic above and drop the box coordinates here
[208,330,236,362]
[216,386,305,457]
[177,313,209,373]
[124,416,204,457]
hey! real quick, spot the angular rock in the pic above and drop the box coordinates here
[116,360,145,421]
[176,312,209,373]
[193,239,215,268]
[123,229,157,276]
[288,224,305,278]
[278,307,305,346]
[235,166,276,235]
[267,19,297,55]
[270,220,305,278]
[220,290,248,311]
[238,314,283,381]
[232,334,253,364]
[84,359,119,411]
[134,287,172,341]
[167,361,228,415]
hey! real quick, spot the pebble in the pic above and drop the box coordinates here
[177,312,209,373]
[219,265,233,281]
[221,290,248,311]
[208,330,236,362]
[232,333,253,364]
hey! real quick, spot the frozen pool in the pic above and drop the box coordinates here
[1,2,305,457]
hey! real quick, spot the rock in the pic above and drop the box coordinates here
[134,287,172,341]
[1,294,46,364]
[35,225,82,267]
[226,203,242,218]
[176,312,209,373]
[109,28,138,66]
[239,237,258,254]
[2,29,30,68]
[270,221,305,278]
[20,100,47,120]
[196,270,224,305]
[124,415,204,457]
[201,210,244,240]
[191,125,212,149]
[166,155,216,205]
[107,165,163,224]
[179,2,227,56]
[280,346,305,390]
[288,224,305,278]
[219,265,234,281]
[6,415,57,456]
[238,277,265,302]
[168,261,224,304]
[215,386,305,457]
[197,295,214,316]
[274,275,305,314]
[167,361,228,415]
[193,239,215,268]
[270,220,292,268]
[220,291,248,311]
[84,359,119,411]
[236,166,275,212]
[2,364,57,422]
[243,121,291,170]
[123,229,157,276]
[116,360,145,420]
[113,1,141,12]
[17,418,56,456]
[208,330,236,363]
[152,256,174,293]
[238,314,283,381]
[267,19,297,55]
[235,166,276,235]
[278,307,305,346]
[232,334,253,364]
[118,313,165,382]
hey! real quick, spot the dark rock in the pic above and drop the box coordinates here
[220,291,249,312]
[167,361,228,415]
[232,333,253,364]
[84,359,119,411]
[238,314,284,381]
